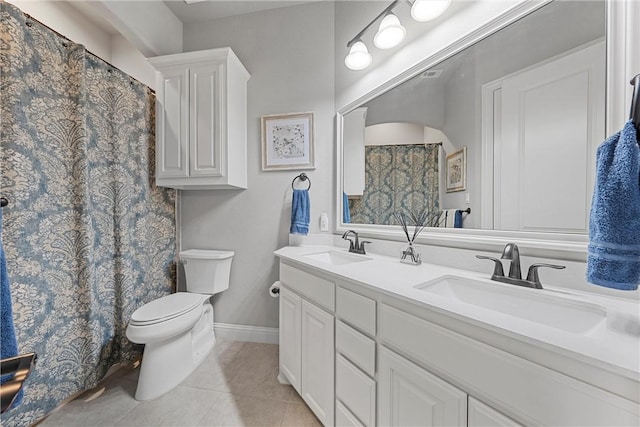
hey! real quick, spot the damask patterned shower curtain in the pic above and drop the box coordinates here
[1,4,176,426]
[349,144,440,224]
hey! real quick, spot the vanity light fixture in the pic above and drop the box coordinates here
[345,41,373,70]
[410,0,451,22]
[373,12,406,49]
[344,0,450,71]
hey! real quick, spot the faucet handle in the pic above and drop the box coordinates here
[359,241,372,254]
[526,263,566,289]
[476,255,505,279]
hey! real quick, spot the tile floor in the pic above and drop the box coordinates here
[39,340,321,427]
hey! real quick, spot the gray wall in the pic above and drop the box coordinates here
[180,2,335,328]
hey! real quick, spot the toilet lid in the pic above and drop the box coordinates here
[130,293,205,326]
[179,249,234,260]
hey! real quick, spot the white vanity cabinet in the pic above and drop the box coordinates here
[278,264,335,426]
[149,48,250,189]
[276,253,639,427]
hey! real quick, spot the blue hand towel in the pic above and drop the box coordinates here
[587,120,640,290]
[454,210,463,228]
[1,207,23,407]
[290,189,310,235]
[343,192,351,224]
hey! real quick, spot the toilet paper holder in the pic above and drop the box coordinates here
[269,282,281,297]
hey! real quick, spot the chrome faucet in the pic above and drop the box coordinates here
[342,230,371,255]
[476,243,565,289]
[501,243,522,280]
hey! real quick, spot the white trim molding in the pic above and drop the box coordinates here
[606,0,640,134]
[214,322,279,344]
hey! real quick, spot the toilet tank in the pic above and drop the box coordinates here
[179,249,234,295]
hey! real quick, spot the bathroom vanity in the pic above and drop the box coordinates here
[274,246,640,427]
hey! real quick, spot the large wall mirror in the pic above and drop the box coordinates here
[337,0,617,258]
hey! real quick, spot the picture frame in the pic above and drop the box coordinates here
[261,112,315,171]
[446,147,466,192]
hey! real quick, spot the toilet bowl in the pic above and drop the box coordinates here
[126,249,234,401]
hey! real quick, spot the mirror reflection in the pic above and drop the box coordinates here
[342,0,606,234]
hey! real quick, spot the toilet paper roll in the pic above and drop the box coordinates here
[269,281,281,298]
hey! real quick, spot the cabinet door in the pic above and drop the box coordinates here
[301,300,335,426]
[279,286,301,393]
[156,67,189,178]
[189,63,224,177]
[468,397,523,427]
[378,346,467,427]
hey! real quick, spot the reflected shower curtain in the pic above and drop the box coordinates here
[1,4,176,426]
[350,144,440,224]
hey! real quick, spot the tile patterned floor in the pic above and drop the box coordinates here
[39,341,321,427]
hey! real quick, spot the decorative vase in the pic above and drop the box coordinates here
[400,242,422,265]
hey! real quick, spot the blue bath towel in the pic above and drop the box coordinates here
[587,120,640,290]
[290,189,310,235]
[343,192,351,224]
[1,207,23,406]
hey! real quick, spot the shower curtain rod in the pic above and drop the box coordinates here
[20,11,155,93]
[367,142,443,147]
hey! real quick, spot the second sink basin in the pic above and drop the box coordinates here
[415,275,607,334]
[303,250,372,266]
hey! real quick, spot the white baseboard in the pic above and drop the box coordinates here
[214,322,279,344]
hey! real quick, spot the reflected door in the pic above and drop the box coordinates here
[491,40,605,233]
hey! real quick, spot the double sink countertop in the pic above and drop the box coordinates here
[274,245,640,400]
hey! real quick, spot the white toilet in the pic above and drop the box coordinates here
[126,249,234,401]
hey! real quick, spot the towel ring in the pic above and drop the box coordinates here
[292,173,311,190]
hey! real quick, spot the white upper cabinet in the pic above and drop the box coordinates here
[149,48,250,189]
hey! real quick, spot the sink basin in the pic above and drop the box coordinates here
[303,250,372,266]
[415,275,607,334]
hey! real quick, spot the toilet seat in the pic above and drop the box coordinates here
[126,293,211,345]
[129,293,208,326]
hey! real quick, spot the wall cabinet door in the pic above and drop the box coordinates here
[378,346,467,427]
[301,299,335,426]
[189,64,224,178]
[279,286,301,394]
[156,66,189,179]
[468,397,523,427]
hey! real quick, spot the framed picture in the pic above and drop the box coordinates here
[261,112,315,171]
[446,147,466,192]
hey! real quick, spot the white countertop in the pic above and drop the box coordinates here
[274,245,640,385]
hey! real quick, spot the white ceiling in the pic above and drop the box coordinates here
[164,0,318,24]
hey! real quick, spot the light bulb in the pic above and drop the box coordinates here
[344,41,372,70]
[411,0,451,22]
[373,13,406,50]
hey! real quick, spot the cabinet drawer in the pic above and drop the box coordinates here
[336,400,364,427]
[336,286,376,336]
[280,263,335,311]
[336,354,376,427]
[336,321,375,376]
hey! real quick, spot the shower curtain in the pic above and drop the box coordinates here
[349,144,440,224]
[1,4,176,426]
